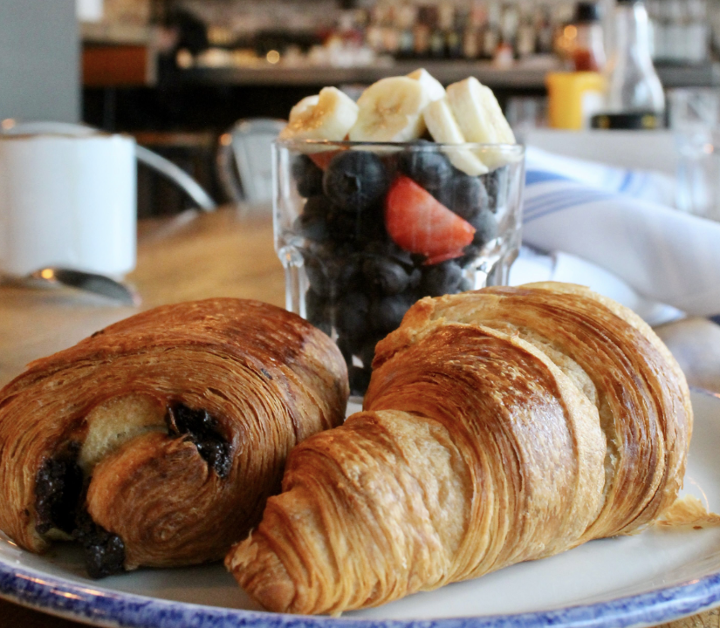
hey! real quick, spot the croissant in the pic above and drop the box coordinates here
[226,282,692,615]
[0,298,348,577]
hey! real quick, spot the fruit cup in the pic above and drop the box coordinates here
[274,139,525,397]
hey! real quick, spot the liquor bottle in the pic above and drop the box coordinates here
[516,5,537,59]
[413,6,432,59]
[463,2,486,60]
[592,0,666,130]
[445,4,463,59]
[482,1,501,60]
[570,2,606,72]
[500,3,519,58]
[396,3,417,60]
[536,6,556,55]
[428,6,446,59]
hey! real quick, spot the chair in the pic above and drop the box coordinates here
[217,118,286,205]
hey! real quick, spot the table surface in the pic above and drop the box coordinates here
[0,207,719,628]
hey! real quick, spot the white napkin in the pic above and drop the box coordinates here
[519,146,720,319]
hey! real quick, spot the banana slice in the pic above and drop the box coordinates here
[279,87,358,143]
[407,68,446,102]
[288,95,319,122]
[446,77,516,145]
[423,97,489,176]
[446,77,516,169]
[349,76,431,143]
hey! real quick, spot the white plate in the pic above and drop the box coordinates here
[2,391,720,628]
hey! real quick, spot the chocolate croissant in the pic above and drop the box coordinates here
[227,282,692,615]
[0,298,348,577]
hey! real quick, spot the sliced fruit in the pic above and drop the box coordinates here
[288,95,319,123]
[349,76,431,143]
[423,98,489,176]
[446,77,515,145]
[407,68,446,102]
[279,87,359,143]
[385,175,475,261]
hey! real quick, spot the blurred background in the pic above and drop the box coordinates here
[3,0,720,215]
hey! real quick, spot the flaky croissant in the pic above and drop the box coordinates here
[0,298,348,577]
[227,282,692,615]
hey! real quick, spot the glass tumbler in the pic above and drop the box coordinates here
[274,139,526,396]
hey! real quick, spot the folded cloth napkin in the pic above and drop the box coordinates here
[519,146,720,319]
[509,246,684,327]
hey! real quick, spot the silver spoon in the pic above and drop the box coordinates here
[28,268,141,306]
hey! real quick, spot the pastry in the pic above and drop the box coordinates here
[0,298,348,577]
[226,282,692,615]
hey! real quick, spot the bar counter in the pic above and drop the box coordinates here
[178,60,720,90]
[0,206,719,628]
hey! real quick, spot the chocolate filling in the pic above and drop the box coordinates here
[35,443,126,578]
[74,509,126,579]
[166,404,232,478]
[35,442,84,536]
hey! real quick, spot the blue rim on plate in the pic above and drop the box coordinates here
[2,561,720,628]
[2,388,719,628]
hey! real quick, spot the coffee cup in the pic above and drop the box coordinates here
[0,125,136,278]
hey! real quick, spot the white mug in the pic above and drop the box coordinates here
[0,126,137,278]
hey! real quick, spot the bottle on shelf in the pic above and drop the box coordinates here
[482,1,502,60]
[516,4,538,59]
[462,1,486,60]
[428,5,446,59]
[445,3,464,59]
[569,2,606,72]
[413,5,432,59]
[499,2,519,60]
[536,5,556,55]
[592,0,666,130]
[396,3,417,60]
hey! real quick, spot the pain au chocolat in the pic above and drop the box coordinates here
[227,282,692,615]
[0,298,348,577]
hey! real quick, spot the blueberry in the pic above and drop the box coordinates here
[460,277,475,292]
[292,155,325,198]
[442,174,489,222]
[362,256,410,295]
[326,208,358,244]
[408,267,422,289]
[355,203,389,244]
[370,294,415,333]
[469,209,498,247]
[483,166,508,212]
[359,336,380,368]
[306,288,331,329]
[303,194,333,218]
[363,240,414,269]
[349,366,372,397]
[420,261,463,297]
[323,151,389,213]
[397,146,453,197]
[337,335,356,367]
[304,256,332,297]
[336,291,370,339]
[294,213,329,242]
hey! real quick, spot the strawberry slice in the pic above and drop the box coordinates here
[385,176,475,262]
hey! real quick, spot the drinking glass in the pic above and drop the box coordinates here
[670,88,720,220]
[274,139,525,396]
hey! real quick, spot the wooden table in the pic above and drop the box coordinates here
[0,207,718,628]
